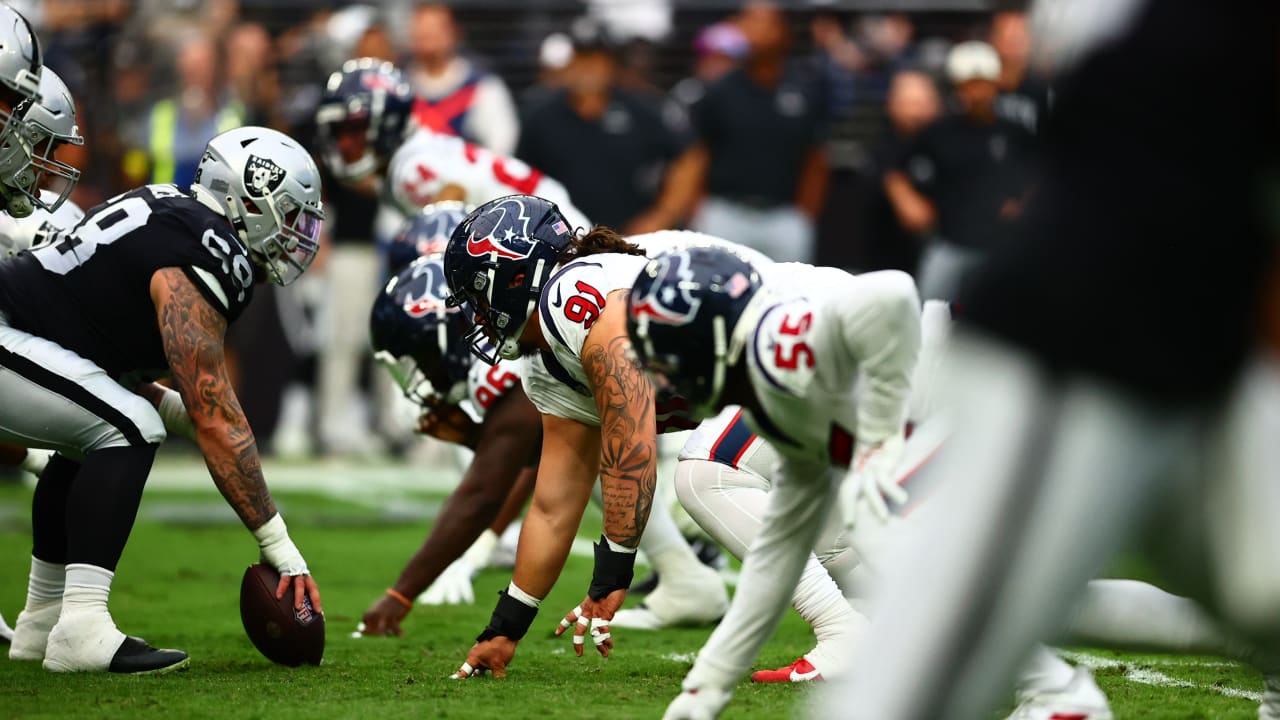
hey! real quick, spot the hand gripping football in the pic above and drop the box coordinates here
[240,563,324,666]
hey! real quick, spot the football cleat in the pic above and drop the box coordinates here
[107,636,189,675]
[750,656,823,683]
[1006,667,1113,720]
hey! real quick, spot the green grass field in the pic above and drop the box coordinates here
[0,457,1269,719]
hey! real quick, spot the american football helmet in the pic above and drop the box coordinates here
[9,68,82,216]
[192,126,325,286]
[627,246,763,421]
[371,255,474,405]
[0,189,82,257]
[0,5,43,218]
[385,200,470,275]
[314,58,417,183]
[443,194,574,365]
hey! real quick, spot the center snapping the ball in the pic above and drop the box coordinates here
[239,563,325,666]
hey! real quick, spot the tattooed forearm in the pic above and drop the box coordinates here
[153,268,277,529]
[584,334,657,548]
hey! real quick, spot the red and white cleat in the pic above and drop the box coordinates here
[750,657,824,683]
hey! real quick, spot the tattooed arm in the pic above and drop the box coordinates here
[582,291,658,549]
[149,267,275,530]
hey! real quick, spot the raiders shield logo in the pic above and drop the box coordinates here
[244,155,286,198]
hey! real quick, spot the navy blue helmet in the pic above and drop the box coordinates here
[443,194,575,365]
[370,255,473,405]
[627,246,763,421]
[315,58,417,183]
[385,201,470,275]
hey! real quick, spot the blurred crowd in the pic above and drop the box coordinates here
[18,0,1046,457]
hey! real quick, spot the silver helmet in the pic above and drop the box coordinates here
[191,126,325,286]
[0,5,43,218]
[6,68,82,215]
[0,189,83,257]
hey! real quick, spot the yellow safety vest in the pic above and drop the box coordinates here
[147,99,243,184]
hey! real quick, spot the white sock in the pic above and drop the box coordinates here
[60,564,114,618]
[797,558,865,676]
[639,499,705,578]
[25,557,65,608]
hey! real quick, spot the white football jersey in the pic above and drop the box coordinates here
[741,267,921,469]
[462,356,523,423]
[385,129,592,232]
[522,230,773,429]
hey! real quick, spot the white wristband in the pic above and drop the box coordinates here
[157,387,196,442]
[507,581,542,609]
[20,448,52,475]
[252,513,309,576]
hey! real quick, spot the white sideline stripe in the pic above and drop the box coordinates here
[1059,650,1263,702]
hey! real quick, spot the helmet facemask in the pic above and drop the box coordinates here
[242,191,323,286]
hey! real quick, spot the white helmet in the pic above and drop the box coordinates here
[0,189,83,257]
[7,68,81,215]
[0,5,44,218]
[191,126,325,286]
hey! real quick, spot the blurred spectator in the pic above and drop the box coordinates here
[687,1,828,263]
[884,41,1035,301]
[519,32,574,112]
[225,22,282,129]
[406,1,519,154]
[517,21,697,232]
[859,70,941,274]
[990,10,1051,136]
[669,21,748,115]
[354,23,396,64]
[124,31,243,187]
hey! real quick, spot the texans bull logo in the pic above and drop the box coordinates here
[402,261,453,318]
[464,197,536,260]
[630,252,703,326]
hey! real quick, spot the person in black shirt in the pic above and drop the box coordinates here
[0,127,325,674]
[517,21,699,234]
[687,1,829,263]
[885,40,1035,301]
[990,11,1052,137]
[861,69,941,275]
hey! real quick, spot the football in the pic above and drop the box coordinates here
[239,563,324,667]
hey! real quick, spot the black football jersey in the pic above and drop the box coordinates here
[0,184,255,379]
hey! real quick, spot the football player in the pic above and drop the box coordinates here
[384,201,470,276]
[442,195,816,678]
[359,253,540,633]
[314,58,591,234]
[0,3,67,219]
[1,126,325,673]
[626,247,1121,720]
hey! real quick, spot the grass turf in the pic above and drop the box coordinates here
[0,463,1269,719]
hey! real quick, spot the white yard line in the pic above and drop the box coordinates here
[1059,650,1263,702]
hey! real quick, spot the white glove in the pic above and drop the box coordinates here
[841,431,908,529]
[19,448,52,476]
[662,688,733,720]
[252,513,310,576]
[417,557,476,605]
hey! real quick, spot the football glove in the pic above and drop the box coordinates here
[841,431,908,529]
[417,557,475,605]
